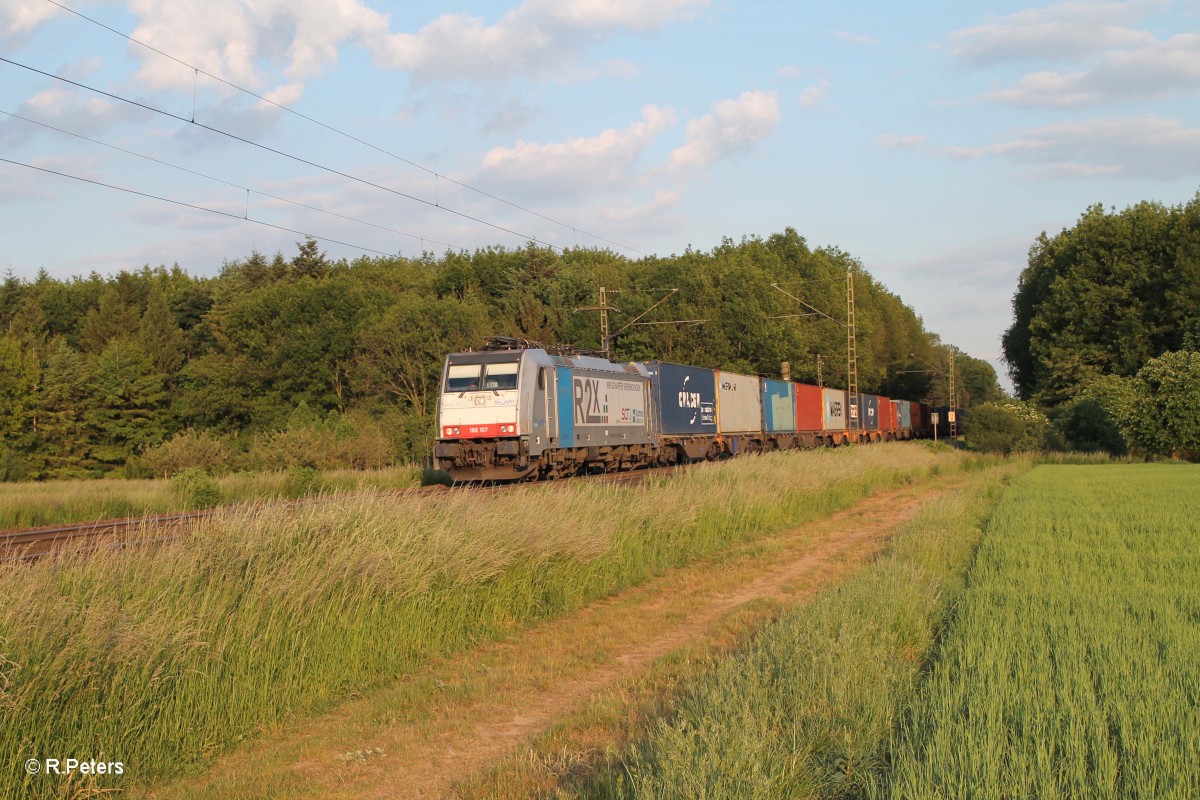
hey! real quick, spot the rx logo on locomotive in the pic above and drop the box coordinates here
[573,378,608,424]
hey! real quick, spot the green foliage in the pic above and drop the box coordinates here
[1003,195,1200,402]
[1125,349,1200,460]
[170,467,221,510]
[82,339,169,469]
[963,401,1051,455]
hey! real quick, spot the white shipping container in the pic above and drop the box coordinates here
[716,371,763,433]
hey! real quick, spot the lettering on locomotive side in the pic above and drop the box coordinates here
[573,377,608,424]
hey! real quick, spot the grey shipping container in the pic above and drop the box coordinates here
[822,387,846,431]
[641,361,717,435]
[898,400,912,430]
[716,371,763,433]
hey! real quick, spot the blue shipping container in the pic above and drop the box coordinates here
[858,394,880,431]
[761,379,795,432]
[642,361,717,435]
[899,400,912,430]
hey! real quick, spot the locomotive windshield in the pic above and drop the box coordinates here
[444,361,520,392]
[446,364,481,391]
[483,362,519,390]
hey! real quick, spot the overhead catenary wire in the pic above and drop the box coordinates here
[0,109,464,252]
[0,55,566,253]
[38,0,648,257]
[1,157,398,258]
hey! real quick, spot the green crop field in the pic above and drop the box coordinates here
[577,463,1199,800]
[887,464,1200,799]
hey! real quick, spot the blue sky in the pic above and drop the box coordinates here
[3,0,1200,386]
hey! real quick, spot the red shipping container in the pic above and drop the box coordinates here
[877,395,895,431]
[795,383,824,431]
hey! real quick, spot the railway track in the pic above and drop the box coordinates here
[0,466,683,563]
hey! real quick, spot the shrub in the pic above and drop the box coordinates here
[243,410,396,471]
[1125,350,1200,460]
[286,465,321,497]
[1054,397,1128,456]
[141,430,231,478]
[963,401,1050,455]
[170,467,221,510]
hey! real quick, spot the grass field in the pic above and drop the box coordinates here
[885,464,1200,799]
[575,461,1022,799]
[0,444,961,800]
[0,465,427,529]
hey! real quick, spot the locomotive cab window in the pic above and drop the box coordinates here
[483,362,519,390]
[446,364,482,392]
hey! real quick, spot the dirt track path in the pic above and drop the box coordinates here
[150,474,962,800]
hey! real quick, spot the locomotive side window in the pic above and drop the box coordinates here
[484,362,519,390]
[446,364,482,391]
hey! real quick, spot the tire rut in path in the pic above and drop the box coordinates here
[155,475,961,800]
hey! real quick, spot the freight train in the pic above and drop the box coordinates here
[433,339,934,482]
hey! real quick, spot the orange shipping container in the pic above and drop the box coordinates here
[795,383,824,431]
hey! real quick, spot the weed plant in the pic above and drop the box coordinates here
[884,464,1200,799]
[0,444,957,799]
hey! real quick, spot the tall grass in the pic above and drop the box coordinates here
[0,465,426,529]
[0,444,960,799]
[884,464,1200,799]
[578,461,1022,799]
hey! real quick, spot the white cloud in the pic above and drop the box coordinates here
[477,105,676,196]
[834,31,880,46]
[0,0,61,47]
[1,81,151,146]
[876,132,927,149]
[667,90,781,172]
[371,0,708,84]
[798,79,831,109]
[941,115,1200,180]
[479,97,542,136]
[776,65,804,79]
[947,0,1164,65]
[984,32,1200,106]
[125,0,389,92]
[262,81,305,107]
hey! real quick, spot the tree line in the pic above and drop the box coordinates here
[0,229,999,481]
[976,193,1200,459]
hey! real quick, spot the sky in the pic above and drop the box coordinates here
[3,0,1200,388]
